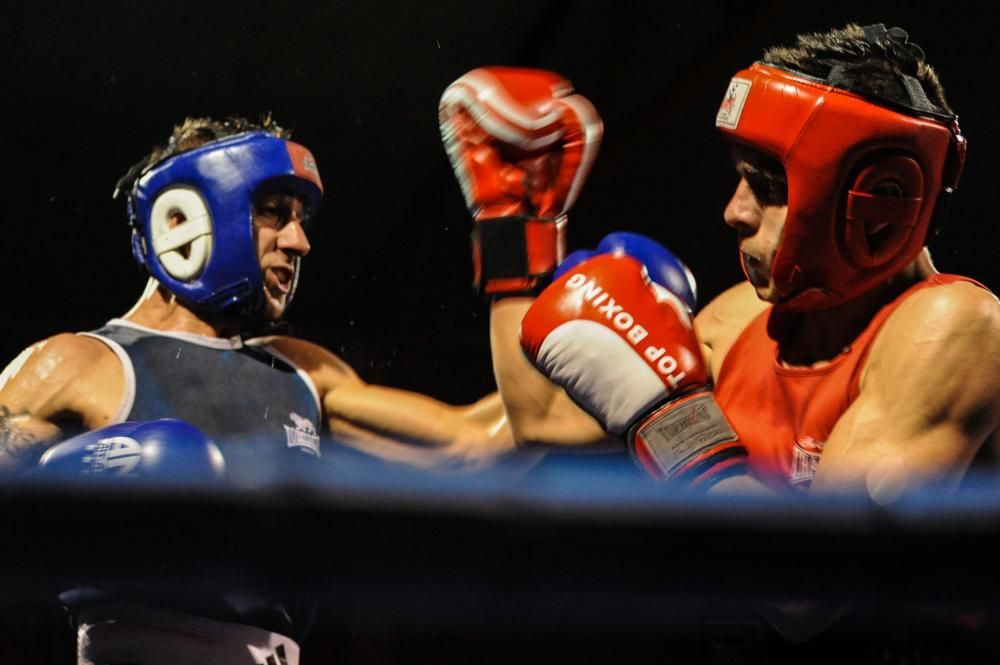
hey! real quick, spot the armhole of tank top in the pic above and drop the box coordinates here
[76,332,136,424]
[0,346,35,392]
[254,343,323,419]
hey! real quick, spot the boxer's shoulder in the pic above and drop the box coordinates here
[2,333,124,412]
[254,335,361,394]
[0,334,126,460]
[694,281,770,378]
[885,278,999,329]
[29,332,119,366]
[864,279,1000,390]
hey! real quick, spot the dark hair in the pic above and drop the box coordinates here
[115,114,291,197]
[762,23,953,116]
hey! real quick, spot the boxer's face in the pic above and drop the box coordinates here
[253,190,312,319]
[723,146,788,302]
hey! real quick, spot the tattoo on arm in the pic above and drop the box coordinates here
[0,405,43,461]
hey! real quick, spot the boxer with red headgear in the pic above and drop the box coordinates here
[481,24,1000,500]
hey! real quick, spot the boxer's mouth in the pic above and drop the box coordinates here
[265,266,294,295]
[741,252,770,288]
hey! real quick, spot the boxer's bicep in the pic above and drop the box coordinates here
[813,284,1000,497]
[325,381,455,443]
[324,381,519,466]
[265,336,469,451]
[0,335,106,465]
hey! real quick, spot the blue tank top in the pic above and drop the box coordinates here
[82,319,322,458]
[71,318,323,639]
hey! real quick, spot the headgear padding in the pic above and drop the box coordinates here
[128,132,323,314]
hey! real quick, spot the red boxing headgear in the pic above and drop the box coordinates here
[716,63,966,310]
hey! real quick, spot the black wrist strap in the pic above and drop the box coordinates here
[471,216,559,298]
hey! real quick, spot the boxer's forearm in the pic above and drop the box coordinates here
[490,298,609,447]
[323,383,502,450]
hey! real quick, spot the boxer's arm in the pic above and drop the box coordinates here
[692,282,777,495]
[325,383,514,464]
[265,337,514,465]
[0,334,124,468]
[812,283,1000,498]
[490,297,611,448]
[489,280,768,450]
[693,281,770,382]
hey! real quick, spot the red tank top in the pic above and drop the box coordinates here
[714,274,980,492]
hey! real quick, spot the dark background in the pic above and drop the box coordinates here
[2,4,1000,661]
[2,1,997,403]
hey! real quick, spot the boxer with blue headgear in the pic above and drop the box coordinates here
[0,114,524,665]
[118,124,323,320]
[1,113,514,470]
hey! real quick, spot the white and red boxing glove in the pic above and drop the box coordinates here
[520,253,746,488]
[440,67,603,296]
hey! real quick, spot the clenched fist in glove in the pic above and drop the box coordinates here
[38,418,225,481]
[440,67,602,296]
[520,246,747,488]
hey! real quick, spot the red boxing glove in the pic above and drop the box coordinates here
[520,254,746,488]
[440,67,603,296]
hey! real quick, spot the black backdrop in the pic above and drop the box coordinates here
[3,1,998,403]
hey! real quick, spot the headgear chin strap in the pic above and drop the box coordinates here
[125,131,323,316]
[716,62,966,311]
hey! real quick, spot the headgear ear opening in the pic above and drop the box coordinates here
[842,153,924,269]
[148,187,214,281]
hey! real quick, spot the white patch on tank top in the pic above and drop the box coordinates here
[284,412,320,457]
[790,436,825,486]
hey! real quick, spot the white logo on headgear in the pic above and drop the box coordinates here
[716,77,752,130]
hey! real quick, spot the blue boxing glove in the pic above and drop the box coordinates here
[37,419,225,481]
[555,231,698,312]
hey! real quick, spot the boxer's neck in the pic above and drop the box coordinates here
[122,282,241,339]
[769,251,936,367]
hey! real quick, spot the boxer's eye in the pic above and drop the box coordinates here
[255,207,279,227]
[254,194,310,229]
[255,201,291,228]
[732,145,788,207]
[741,165,787,207]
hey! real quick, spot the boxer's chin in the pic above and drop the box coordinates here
[258,291,289,321]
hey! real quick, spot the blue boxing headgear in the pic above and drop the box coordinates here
[125,131,323,315]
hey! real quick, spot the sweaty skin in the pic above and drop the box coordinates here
[0,336,124,466]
